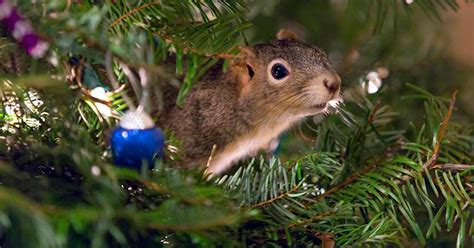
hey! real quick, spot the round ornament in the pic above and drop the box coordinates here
[111,111,165,169]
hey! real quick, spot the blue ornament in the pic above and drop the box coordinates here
[111,111,165,169]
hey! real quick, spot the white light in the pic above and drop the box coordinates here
[367,81,380,94]
[364,71,382,94]
[90,87,107,98]
[89,87,113,118]
[47,52,59,67]
[91,166,101,176]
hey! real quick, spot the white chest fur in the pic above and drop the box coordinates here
[205,117,302,176]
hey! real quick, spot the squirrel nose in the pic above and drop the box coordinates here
[323,74,341,93]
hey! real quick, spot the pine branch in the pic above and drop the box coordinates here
[108,1,244,59]
[304,142,402,205]
[303,103,401,206]
[396,90,458,185]
[220,87,471,246]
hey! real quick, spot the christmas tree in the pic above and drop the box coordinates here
[0,0,472,247]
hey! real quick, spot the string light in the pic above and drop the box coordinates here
[364,71,382,94]
[361,67,389,94]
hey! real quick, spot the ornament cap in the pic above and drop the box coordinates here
[120,110,154,130]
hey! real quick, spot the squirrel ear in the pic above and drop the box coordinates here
[276,29,299,41]
[234,45,256,82]
[230,46,256,96]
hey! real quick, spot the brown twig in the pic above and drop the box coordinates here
[432,164,473,171]
[155,30,244,60]
[367,100,382,125]
[146,214,240,232]
[109,2,161,30]
[247,184,301,209]
[139,179,208,205]
[287,211,335,228]
[422,91,457,170]
[305,162,379,205]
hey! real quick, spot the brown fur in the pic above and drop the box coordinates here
[158,36,341,175]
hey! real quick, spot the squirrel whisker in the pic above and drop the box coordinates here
[266,93,309,123]
[254,91,307,125]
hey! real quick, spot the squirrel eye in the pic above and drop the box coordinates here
[267,59,291,85]
[271,63,289,80]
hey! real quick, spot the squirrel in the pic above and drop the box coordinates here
[158,30,341,176]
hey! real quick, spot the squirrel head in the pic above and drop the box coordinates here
[231,30,341,121]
